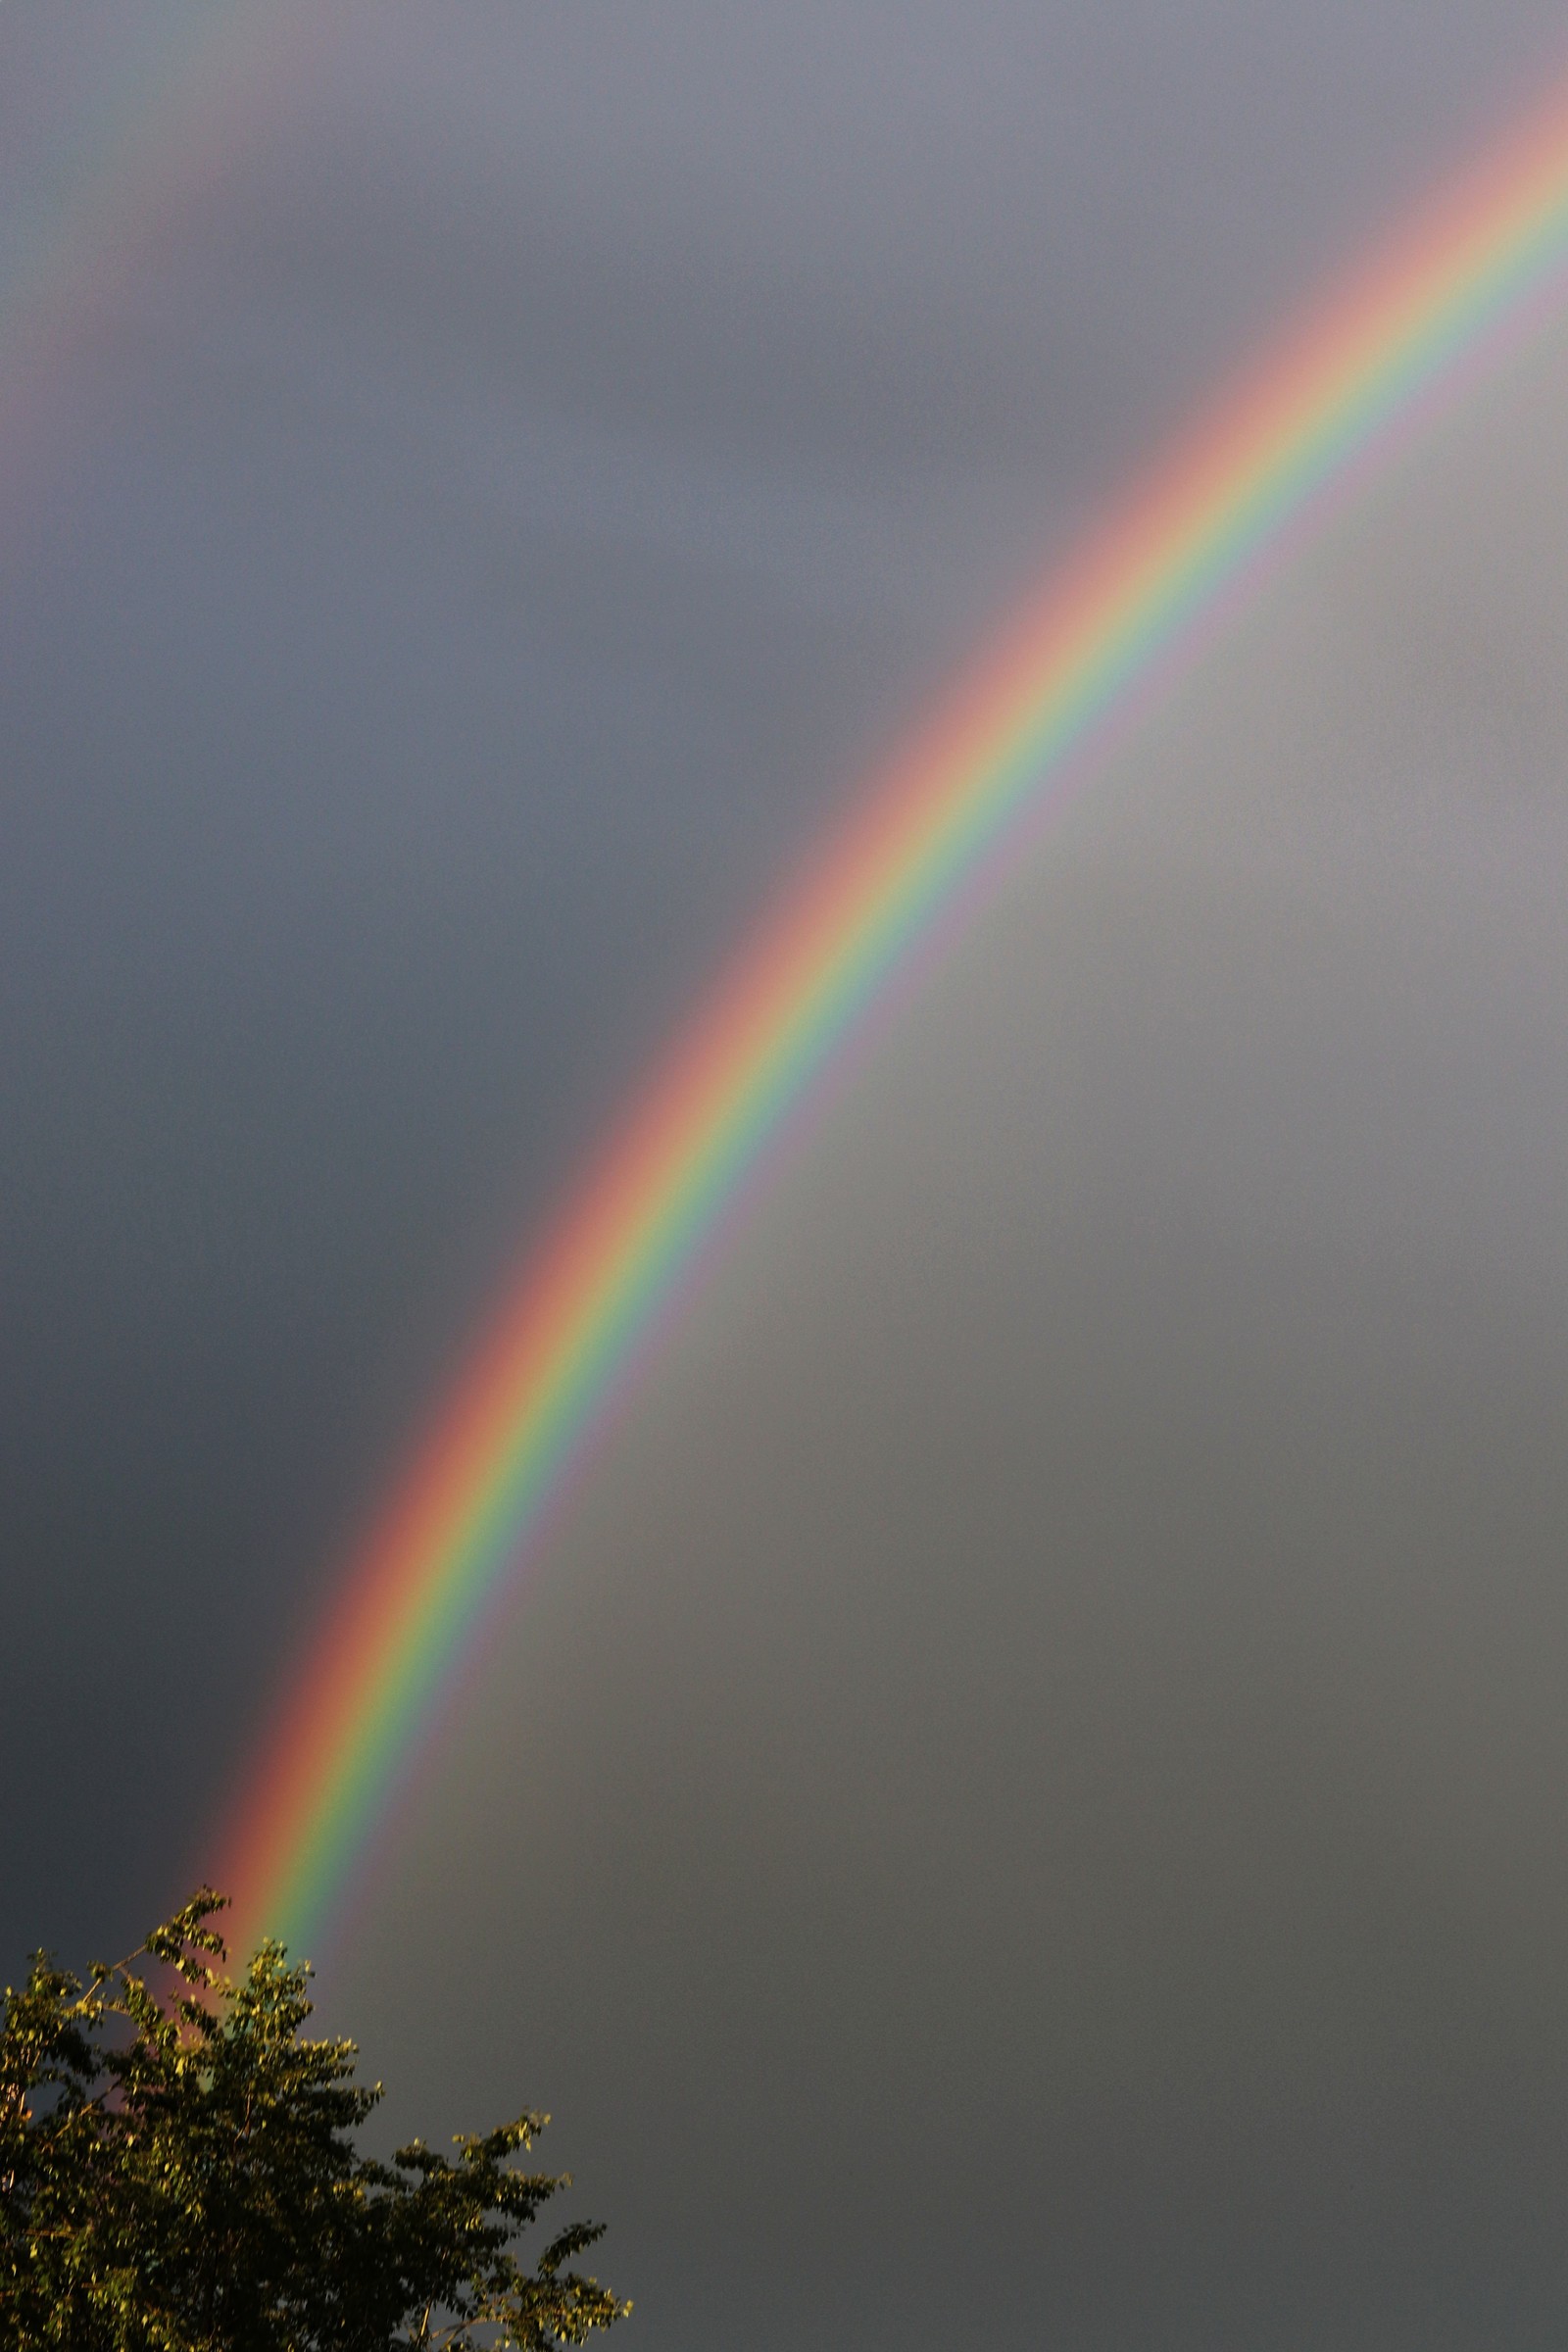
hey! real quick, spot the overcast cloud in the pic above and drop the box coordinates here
[5,6,1568,2345]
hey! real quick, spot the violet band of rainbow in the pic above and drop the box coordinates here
[220,76,1568,1959]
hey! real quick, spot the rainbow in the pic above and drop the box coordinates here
[221,75,1568,1957]
[0,6,326,502]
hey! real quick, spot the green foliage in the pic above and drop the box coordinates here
[0,1890,628,2351]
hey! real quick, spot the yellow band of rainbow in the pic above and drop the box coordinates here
[221,75,1568,1959]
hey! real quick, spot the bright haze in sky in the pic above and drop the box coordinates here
[4,5,1568,2346]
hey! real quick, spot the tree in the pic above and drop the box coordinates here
[0,1889,628,2351]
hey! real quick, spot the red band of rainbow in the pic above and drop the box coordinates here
[220,76,1568,1958]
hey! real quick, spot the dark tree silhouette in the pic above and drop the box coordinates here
[0,1889,627,2350]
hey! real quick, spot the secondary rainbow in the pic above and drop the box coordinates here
[222,76,1568,1958]
[0,6,328,507]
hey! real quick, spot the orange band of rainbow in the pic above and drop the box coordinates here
[220,75,1568,1958]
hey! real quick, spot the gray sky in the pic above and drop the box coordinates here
[5,5,1568,2344]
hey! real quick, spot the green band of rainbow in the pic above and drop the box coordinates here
[222,77,1568,1958]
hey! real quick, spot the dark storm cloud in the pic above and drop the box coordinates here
[5,2,1568,2344]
